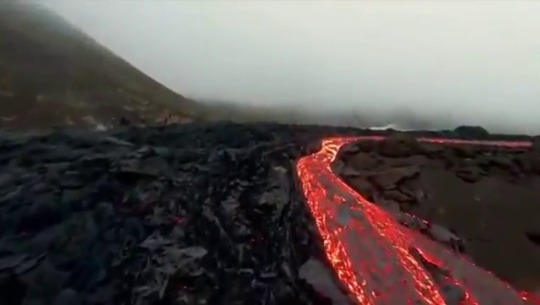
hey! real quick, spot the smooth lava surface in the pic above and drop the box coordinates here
[296,136,540,305]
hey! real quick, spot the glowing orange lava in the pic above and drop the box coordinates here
[296,136,540,305]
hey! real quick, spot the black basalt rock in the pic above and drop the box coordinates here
[453,125,489,139]
[0,123,341,305]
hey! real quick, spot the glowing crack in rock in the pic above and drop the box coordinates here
[296,136,540,305]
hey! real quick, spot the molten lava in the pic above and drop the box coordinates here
[296,136,540,305]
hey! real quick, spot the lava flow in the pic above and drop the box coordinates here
[296,136,540,305]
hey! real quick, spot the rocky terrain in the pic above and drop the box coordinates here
[335,132,540,293]
[0,122,538,305]
[0,122,355,305]
[1,3,539,304]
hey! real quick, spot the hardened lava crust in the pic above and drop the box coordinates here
[0,122,539,305]
[335,132,540,294]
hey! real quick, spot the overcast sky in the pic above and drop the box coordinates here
[41,1,540,133]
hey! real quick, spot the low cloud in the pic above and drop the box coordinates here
[44,1,540,134]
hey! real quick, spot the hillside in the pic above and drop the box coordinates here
[0,2,198,131]
[0,2,486,133]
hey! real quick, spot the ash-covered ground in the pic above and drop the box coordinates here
[0,122,538,305]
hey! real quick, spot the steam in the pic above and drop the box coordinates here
[42,1,540,134]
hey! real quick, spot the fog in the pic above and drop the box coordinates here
[42,1,540,134]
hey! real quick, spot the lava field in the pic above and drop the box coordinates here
[0,122,539,305]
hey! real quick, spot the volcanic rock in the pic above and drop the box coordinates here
[383,189,415,203]
[455,166,484,183]
[376,132,420,157]
[341,152,379,172]
[1,122,540,304]
[346,140,376,154]
[336,134,540,292]
[420,142,445,157]
[367,166,420,190]
[531,136,540,153]
[0,122,380,305]
[346,177,375,201]
[451,145,479,158]
[454,125,490,138]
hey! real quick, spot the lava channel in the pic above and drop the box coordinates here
[296,136,540,305]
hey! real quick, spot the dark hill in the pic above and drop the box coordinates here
[0,2,198,131]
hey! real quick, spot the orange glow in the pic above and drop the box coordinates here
[296,136,540,305]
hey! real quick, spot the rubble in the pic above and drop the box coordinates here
[1,122,539,304]
[336,133,540,291]
[0,123,346,305]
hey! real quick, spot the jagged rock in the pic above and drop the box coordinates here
[115,156,169,177]
[335,129,540,291]
[384,189,415,203]
[344,152,379,172]
[367,166,420,190]
[341,166,361,178]
[1,122,540,305]
[377,132,421,157]
[455,166,484,183]
[346,177,375,201]
[338,142,360,155]
[420,142,445,157]
[1,123,369,305]
[349,140,376,153]
[451,145,478,158]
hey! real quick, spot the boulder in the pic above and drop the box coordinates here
[377,132,420,158]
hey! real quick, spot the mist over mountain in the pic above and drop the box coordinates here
[34,1,540,134]
[2,3,540,304]
[0,1,197,131]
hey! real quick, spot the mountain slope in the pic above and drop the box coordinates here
[0,2,197,131]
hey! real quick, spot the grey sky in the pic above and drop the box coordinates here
[42,1,540,133]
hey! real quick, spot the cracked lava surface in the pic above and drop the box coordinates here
[296,136,540,305]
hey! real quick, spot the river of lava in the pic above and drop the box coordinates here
[296,136,540,305]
